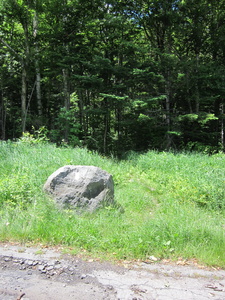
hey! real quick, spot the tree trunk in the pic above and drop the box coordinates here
[36,61,42,115]
[186,71,193,113]
[62,68,70,142]
[103,114,108,154]
[63,69,70,110]
[0,84,6,140]
[164,71,172,149]
[21,19,30,133]
[33,10,42,116]
[103,98,110,154]
[195,54,200,113]
[21,62,27,133]
[221,103,224,151]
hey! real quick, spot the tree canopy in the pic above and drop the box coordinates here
[1,0,225,155]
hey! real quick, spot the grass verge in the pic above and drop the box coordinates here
[0,141,225,267]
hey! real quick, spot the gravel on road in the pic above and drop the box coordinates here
[0,243,225,300]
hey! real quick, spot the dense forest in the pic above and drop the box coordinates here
[1,0,225,155]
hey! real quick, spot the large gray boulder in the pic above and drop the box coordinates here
[43,165,114,212]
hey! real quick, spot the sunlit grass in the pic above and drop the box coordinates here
[0,141,225,267]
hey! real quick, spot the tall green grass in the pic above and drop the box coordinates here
[0,140,225,267]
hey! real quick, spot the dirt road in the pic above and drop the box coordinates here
[0,243,224,300]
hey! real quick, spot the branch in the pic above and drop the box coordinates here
[0,37,23,62]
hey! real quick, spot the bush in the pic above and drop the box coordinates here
[0,173,33,209]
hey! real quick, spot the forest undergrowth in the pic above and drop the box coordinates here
[0,139,225,268]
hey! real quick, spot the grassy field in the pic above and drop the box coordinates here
[0,139,225,267]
